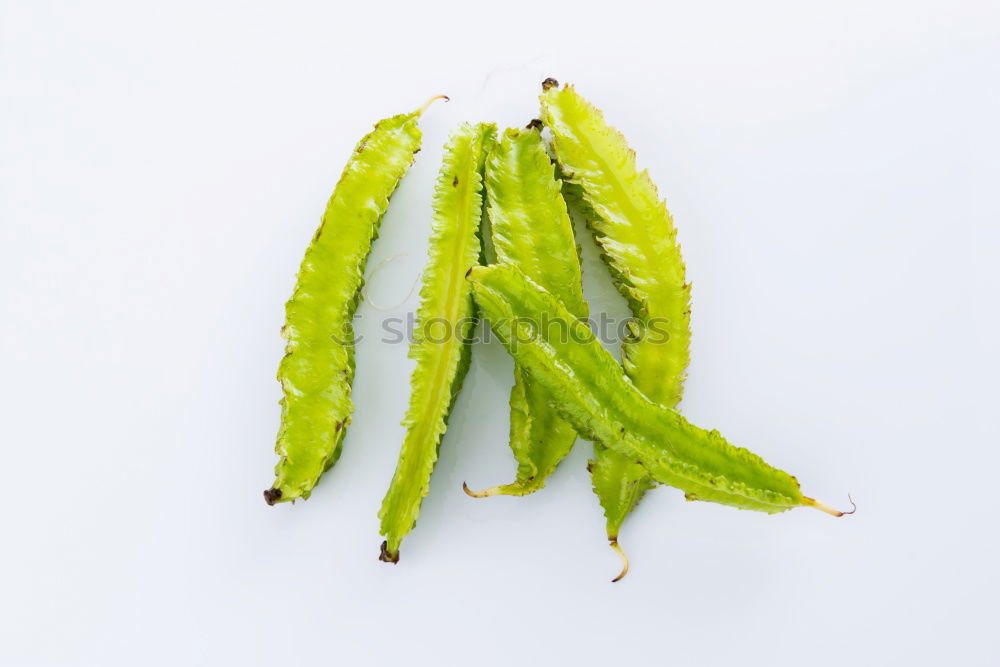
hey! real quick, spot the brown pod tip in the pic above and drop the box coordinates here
[542,78,559,91]
[525,118,544,131]
[263,487,282,506]
[379,541,400,564]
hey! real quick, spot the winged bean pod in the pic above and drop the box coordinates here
[265,96,445,505]
[541,80,689,572]
[378,122,497,562]
[464,125,587,498]
[468,263,846,517]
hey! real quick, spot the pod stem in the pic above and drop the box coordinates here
[463,479,544,498]
[415,94,449,116]
[805,494,856,517]
[462,481,498,498]
[609,540,629,583]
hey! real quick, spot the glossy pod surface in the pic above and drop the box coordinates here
[267,106,431,505]
[469,263,810,514]
[378,122,497,562]
[468,126,587,497]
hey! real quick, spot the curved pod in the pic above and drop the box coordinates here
[266,97,445,505]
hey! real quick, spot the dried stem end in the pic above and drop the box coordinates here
[263,488,282,506]
[804,494,856,517]
[379,541,400,564]
[415,94,449,116]
[462,481,496,498]
[610,540,629,583]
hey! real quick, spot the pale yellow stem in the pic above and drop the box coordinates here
[415,94,449,116]
[462,481,499,498]
[610,540,629,583]
[804,494,856,517]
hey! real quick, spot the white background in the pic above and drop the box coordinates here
[3,1,998,665]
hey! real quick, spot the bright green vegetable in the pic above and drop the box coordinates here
[265,96,446,506]
[464,124,587,498]
[468,263,847,518]
[540,79,690,408]
[588,453,652,580]
[378,122,497,562]
[541,79,690,575]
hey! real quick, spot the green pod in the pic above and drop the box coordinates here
[540,80,690,407]
[265,96,446,506]
[468,263,845,517]
[540,79,690,569]
[378,122,497,563]
[464,125,588,498]
[587,451,653,579]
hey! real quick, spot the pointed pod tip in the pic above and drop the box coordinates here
[609,540,629,583]
[415,94,449,116]
[805,494,856,517]
[462,481,495,498]
[263,487,282,505]
[378,540,400,564]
